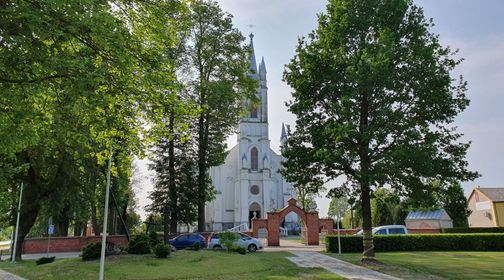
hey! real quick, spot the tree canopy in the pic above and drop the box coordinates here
[282,0,478,260]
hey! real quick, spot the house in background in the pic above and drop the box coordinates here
[467,187,504,227]
[405,209,453,229]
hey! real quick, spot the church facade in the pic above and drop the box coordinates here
[205,34,297,231]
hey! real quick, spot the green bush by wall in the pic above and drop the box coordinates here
[127,234,152,255]
[326,233,504,253]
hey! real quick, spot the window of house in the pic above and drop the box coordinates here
[251,147,258,170]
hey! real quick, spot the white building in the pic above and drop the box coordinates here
[205,34,297,231]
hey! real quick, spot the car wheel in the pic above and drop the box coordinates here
[170,245,177,252]
[213,245,222,250]
[248,244,257,252]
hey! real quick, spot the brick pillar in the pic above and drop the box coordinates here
[305,212,320,245]
[267,212,280,246]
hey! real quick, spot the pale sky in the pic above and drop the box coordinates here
[135,0,504,219]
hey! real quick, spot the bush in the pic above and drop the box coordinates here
[220,231,238,251]
[82,242,102,261]
[192,241,201,251]
[233,246,247,255]
[442,227,504,234]
[153,243,171,258]
[149,231,162,248]
[36,256,55,265]
[127,234,152,255]
[326,233,504,253]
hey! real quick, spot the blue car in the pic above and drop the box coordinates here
[168,233,206,249]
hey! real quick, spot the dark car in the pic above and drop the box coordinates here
[168,233,206,249]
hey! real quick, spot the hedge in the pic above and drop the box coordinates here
[441,227,504,234]
[326,233,504,253]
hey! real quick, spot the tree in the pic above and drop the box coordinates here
[328,197,350,219]
[181,0,257,231]
[0,0,186,259]
[283,0,479,261]
[371,188,407,226]
[438,183,470,227]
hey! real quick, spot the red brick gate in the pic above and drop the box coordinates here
[251,198,334,246]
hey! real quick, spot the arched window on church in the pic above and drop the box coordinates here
[251,147,258,170]
[250,106,258,118]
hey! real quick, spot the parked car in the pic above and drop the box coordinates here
[355,225,408,235]
[207,232,263,252]
[168,233,206,249]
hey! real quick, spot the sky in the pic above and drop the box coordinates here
[135,0,504,219]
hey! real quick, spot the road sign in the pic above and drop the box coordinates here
[48,225,54,235]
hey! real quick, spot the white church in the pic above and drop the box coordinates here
[205,34,298,231]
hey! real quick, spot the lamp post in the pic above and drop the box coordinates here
[99,147,113,280]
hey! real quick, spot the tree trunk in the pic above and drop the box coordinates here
[359,92,374,261]
[15,166,42,260]
[196,112,208,232]
[361,184,374,260]
[168,110,178,233]
[90,166,101,235]
[163,203,170,244]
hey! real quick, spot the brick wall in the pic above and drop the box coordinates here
[407,228,441,234]
[22,235,128,254]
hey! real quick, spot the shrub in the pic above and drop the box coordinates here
[36,256,55,265]
[192,241,201,251]
[82,242,102,261]
[442,227,504,234]
[326,233,504,253]
[127,234,152,255]
[153,243,171,258]
[233,246,247,255]
[219,231,238,251]
[149,231,162,248]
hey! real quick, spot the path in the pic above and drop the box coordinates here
[263,239,325,252]
[0,269,25,280]
[287,251,402,280]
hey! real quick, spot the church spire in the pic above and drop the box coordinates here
[259,56,267,81]
[280,123,288,145]
[249,33,258,79]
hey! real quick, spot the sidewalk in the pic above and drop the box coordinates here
[287,251,402,280]
[0,269,25,280]
[263,239,325,252]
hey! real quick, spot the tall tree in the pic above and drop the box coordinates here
[182,0,257,231]
[283,0,478,261]
[438,183,470,227]
[0,0,185,259]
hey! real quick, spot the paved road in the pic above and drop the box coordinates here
[287,251,402,280]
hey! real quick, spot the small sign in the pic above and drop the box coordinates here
[48,225,55,235]
[476,201,491,211]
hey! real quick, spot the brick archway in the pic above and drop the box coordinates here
[251,198,334,246]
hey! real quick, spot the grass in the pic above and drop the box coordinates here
[0,250,344,280]
[330,251,504,280]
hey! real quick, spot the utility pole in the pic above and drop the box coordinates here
[99,147,113,280]
[11,183,23,263]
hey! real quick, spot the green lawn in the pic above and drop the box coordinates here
[0,250,344,280]
[331,251,504,280]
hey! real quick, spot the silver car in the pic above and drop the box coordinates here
[207,232,263,252]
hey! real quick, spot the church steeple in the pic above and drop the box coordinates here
[249,33,258,79]
[259,56,267,81]
[280,123,288,145]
